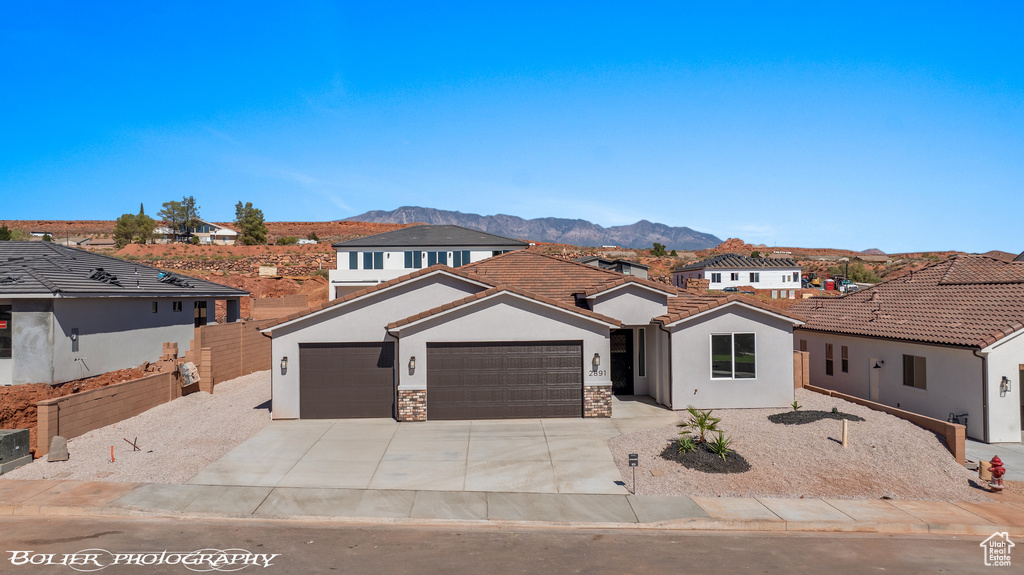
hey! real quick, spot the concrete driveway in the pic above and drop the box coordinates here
[188,396,678,494]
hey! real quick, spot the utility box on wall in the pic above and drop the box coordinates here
[0,429,32,474]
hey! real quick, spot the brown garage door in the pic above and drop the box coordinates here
[299,342,395,418]
[427,341,582,420]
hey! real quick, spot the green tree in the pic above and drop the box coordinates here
[0,225,11,241]
[750,251,761,258]
[306,231,319,242]
[113,213,138,248]
[42,233,52,242]
[234,201,268,245]
[158,200,184,242]
[158,196,201,242]
[670,249,677,257]
[828,262,880,283]
[276,236,299,245]
[135,203,155,244]
[180,196,201,237]
[651,242,667,257]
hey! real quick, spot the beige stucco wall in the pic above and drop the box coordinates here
[794,329,1007,441]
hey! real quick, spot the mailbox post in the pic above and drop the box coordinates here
[628,453,638,494]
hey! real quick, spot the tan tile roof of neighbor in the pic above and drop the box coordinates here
[386,285,622,330]
[792,255,1024,348]
[462,250,677,305]
[655,294,807,326]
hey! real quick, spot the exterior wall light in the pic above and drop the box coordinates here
[592,353,601,368]
[280,356,288,373]
[409,356,416,374]
[1001,376,1011,394]
[873,361,884,369]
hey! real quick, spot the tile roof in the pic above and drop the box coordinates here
[332,225,528,248]
[792,255,1024,348]
[462,250,676,305]
[259,265,494,330]
[0,242,247,298]
[674,253,799,272]
[386,285,622,330]
[655,293,807,326]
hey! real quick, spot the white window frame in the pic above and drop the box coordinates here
[710,272,722,283]
[709,332,757,380]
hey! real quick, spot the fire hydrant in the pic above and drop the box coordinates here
[989,456,1006,492]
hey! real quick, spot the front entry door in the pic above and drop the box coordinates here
[610,329,634,395]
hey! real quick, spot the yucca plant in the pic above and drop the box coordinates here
[677,434,697,454]
[791,400,802,411]
[707,431,733,461]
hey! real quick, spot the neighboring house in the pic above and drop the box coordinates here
[573,256,650,278]
[0,242,248,386]
[327,225,529,300]
[154,220,238,245]
[672,253,801,298]
[1015,250,1024,263]
[792,255,1024,443]
[261,250,805,421]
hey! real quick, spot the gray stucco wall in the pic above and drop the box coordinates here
[670,304,796,409]
[795,330,993,441]
[589,287,667,326]
[393,294,612,393]
[10,300,55,385]
[269,273,486,419]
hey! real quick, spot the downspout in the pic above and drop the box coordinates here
[973,348,989,443]
[387,328,400,420]
[657,321,673,409]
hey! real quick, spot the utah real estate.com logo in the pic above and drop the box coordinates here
[981,532,1014,567]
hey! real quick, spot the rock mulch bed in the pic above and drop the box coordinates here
[1,371,271,484]
[609,388,989,502]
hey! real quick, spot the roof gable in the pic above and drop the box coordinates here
[656,293,806,327]
[332,225,528,249]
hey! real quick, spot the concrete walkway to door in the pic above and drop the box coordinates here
[187,396,679,494]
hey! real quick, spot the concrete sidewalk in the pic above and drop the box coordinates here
[1,479,1022,537]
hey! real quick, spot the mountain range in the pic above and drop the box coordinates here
[344,207,721,251]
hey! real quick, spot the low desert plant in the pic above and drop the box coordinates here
[791,400,802,411]
[677,434,697,454]
[707,431,733,461]
[677,405,721,445]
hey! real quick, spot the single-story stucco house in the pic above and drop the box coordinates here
[0,242,248,386]
[261,249,805,421]
[792,254,1024,443]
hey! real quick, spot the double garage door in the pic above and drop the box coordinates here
[298,341,583,419]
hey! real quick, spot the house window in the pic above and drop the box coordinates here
[711,272,722,283]
[771,290,778,299]
[172,301,183,312]
[426,251,448,266]
[363,252,384,270]
[194,301,208,328]
[711,333,756,379]
[825,343,834,376]
[491,250,511,257]
[637,328,646,377]
[0,305,12,359]
[799,339,807,352]
[152,302,158,313]
[404,251,423,269]
[841,346,849,373]
[750,272,760,283]
[349,252,358,270]
[903,355,927,389]
[730,272,739,281]
[452,250,471,267]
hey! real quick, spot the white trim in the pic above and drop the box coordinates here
[388,290,621,333]
[262,269,495,333]
[663,300,804,328]
[980,327,1024,353]
[583,281,674,300]
[709,332,757,380]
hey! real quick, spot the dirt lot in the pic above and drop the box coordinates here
[0,365,155,456]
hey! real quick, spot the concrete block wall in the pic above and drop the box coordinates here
[187,320,272,387]
[805,384,966,465]
[252,295,309,320]
[35,372,178,457]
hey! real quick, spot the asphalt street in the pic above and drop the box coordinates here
[0,516,999,575]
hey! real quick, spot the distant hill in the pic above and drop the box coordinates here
[344,206,722,250]
[860,248,887,255]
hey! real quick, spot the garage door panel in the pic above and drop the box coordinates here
[427,341,582,420]
[300,342,394,419]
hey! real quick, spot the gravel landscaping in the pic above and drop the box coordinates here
[1,370,271,484]
[609,388,989,502]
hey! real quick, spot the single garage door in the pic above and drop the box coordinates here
[427,341,582,420]
[299,342,395,418]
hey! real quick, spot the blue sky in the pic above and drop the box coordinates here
[2,2,1021,253]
